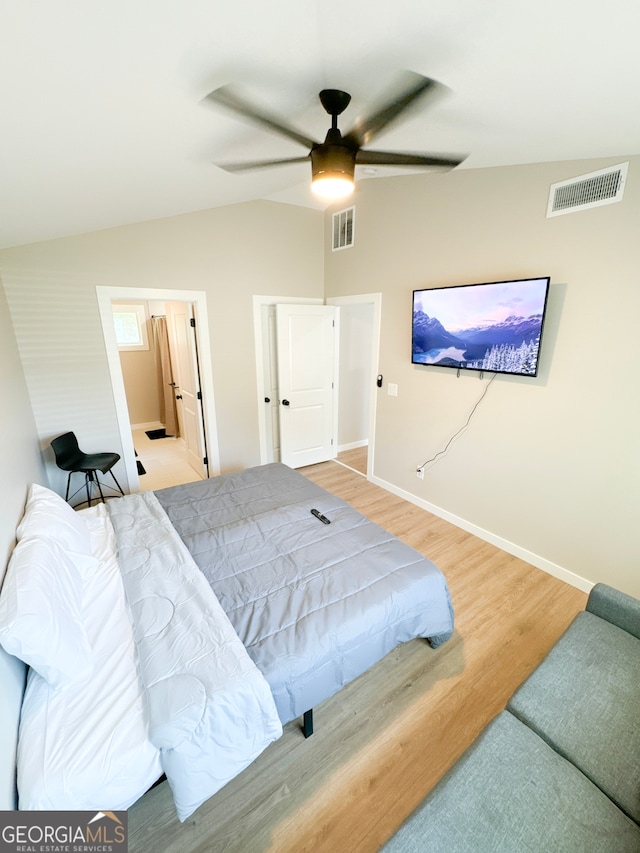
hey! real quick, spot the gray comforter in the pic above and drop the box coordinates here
[155,463,454,725]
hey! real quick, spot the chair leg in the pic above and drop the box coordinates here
[94,471,106,504]
[85,472,93,507]
[108,468,125,497]
[65,473,73,503]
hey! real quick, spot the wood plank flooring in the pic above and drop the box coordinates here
[336,445,368,476]
[128,460,587,853]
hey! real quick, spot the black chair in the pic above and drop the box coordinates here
[51,431,125,507]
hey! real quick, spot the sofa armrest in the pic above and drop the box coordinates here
[586,583,640,641]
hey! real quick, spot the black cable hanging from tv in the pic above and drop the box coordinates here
[418,373,497,470]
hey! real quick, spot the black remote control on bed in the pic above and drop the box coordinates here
[310,508,331,524]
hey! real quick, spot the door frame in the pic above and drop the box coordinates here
[325,293,382,480]
[253,295,323,464]
[97,286,220,492]
[165,301,209,479]
[253,292,381,478]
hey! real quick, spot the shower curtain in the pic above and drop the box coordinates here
[151,315,178,437]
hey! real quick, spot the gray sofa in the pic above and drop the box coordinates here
[382,583,640,852]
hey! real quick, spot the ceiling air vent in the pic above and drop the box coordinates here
[547,162,628,218]
[332,206,355,251]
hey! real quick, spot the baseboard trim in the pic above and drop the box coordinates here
[131,421,164,431]
[337,440,368,453]
[369,473,593,594]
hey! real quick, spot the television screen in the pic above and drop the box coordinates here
[412,276,551,377]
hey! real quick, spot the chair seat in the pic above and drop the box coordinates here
[50,432,124,507]
[72,451,121,474]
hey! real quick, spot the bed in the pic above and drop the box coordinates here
[0,462,454,822]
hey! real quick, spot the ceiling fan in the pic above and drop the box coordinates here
[204,72,466,200]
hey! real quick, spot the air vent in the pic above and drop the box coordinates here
[547,162,628,218]
[332,206,355,251]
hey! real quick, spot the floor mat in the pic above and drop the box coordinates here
[145,428,170,440]
[135,449,146,475]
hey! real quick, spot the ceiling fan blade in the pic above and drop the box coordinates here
[204,85,318,150]
[345,72,441,148]
[356,149,466,169]
[216,155,311,173]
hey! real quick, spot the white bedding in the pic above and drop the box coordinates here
[106,491,283,821]
[17,494,282,821]
[17,503,162,810]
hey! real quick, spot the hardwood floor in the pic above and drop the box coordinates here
[336,445,368,476]
[128,460,586,853]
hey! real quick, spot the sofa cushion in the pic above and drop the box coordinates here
[508,610,640,824]
[587,583,640,641]
[381,711,640,853]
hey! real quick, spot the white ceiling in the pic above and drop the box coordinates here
[1,0,639,249]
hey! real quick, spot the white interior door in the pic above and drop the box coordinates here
[166,302,209,479]
[276,304,338,469]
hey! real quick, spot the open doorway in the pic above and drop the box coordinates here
[111,299,208,490]
[253,293,381,479]
[327,295,381,479]
[97,286,220,494]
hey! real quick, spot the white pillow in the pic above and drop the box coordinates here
[17,483,98,575]
[0,537,94,688]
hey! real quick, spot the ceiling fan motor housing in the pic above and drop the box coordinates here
[311,140,357,182]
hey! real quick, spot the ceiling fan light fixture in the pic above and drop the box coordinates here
[311,173,355,199]
[311,145,356,199]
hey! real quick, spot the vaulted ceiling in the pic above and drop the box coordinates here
[1,0,638,248]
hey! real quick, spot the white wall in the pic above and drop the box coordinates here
[335,301,373,450]
[324,157,640,597]
[0,201,324,491]
[0,277,44,809]
[0,280,45,571]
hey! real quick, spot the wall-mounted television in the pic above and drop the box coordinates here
[412,276,551,377]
